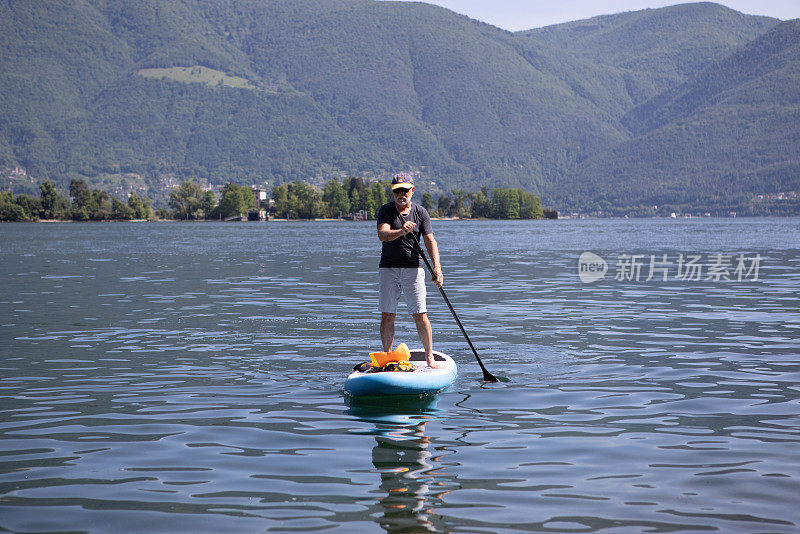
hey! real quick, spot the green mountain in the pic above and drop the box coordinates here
[0,0,794,214]
[559,19,800,213]
[524,2,778,115]
[623,18,800,134]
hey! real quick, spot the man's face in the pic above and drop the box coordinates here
[393,186,413,207]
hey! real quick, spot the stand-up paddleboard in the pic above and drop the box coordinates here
[344,349,457,397]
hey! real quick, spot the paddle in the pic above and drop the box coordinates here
[398,213,499,383]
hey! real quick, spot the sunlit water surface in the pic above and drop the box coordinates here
[1,219,799,533]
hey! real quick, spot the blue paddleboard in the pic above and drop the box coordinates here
[344,350,457,397]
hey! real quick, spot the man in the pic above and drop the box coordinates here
[376,172,444,369]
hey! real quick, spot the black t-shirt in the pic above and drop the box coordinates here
[376,202,433,268]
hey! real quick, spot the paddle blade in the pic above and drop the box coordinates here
[474,354,499,382]
[482,368,499,383]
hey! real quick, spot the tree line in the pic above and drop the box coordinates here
[162,177,552,220]
[0,179,254,222]
[1,181,153,221]
[271,178,551,220]
[1,177,553,222]
[166,181,255,220]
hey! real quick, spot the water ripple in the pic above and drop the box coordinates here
[1,220,799,532]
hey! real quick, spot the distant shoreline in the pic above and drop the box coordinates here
[20,216,503,223]
[16,214,799,224]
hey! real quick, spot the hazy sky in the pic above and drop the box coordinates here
[384,1,800,31]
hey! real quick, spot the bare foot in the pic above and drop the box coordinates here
[426,360,446,369]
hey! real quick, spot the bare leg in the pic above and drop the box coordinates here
[412,312,443,368]
[380,313,395,352]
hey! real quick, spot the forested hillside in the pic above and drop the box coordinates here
[557,19,800,214]
[0,0,796,214]
[526,3,777,114]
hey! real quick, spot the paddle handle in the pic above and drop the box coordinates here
[397,215,498,382]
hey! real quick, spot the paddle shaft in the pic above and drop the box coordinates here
[397,214,498,382]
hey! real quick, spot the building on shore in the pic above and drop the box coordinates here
[248,187,274,221]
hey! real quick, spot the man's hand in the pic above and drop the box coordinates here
[432,268,443,288]
[377,221,416,242]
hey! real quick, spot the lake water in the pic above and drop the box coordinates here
[1,219,799,533]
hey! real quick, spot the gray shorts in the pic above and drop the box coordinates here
[379,267,427,315]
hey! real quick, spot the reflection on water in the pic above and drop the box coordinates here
[1,219,799,533]
[348,396,450,533]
